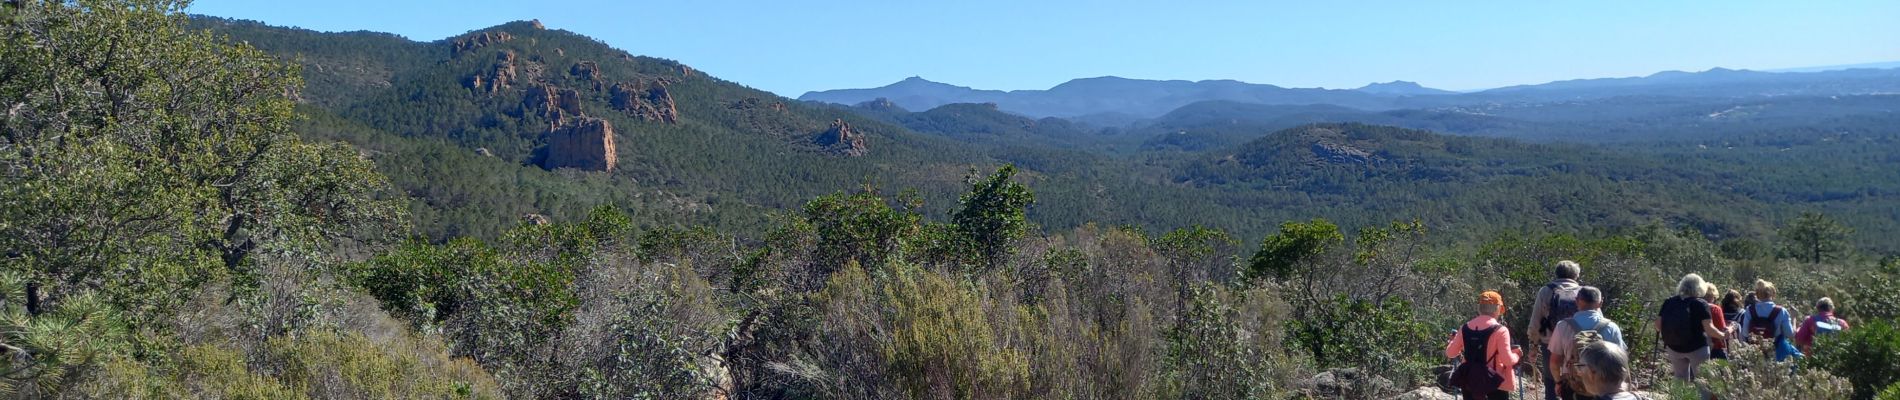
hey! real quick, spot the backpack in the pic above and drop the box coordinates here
[1748,305,1784,342]
[1449,324,1505,395]
[1539,281,1582,335]
[1659,297,1711,353]
[1557,319,1609,396]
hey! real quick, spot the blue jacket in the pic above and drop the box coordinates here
[1566,309,1625,348]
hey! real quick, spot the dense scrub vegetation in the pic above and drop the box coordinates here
[5,1,1899,399]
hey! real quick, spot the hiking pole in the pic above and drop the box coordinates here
[1515,368,1524,400]
[1512,343,1524,400]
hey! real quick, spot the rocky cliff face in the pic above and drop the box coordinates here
[451,31,514,58]
[609,80,678,124]
[524,84,585,124]
[541,117,617,171]
[814,118,867,156]
[570,61,603,89]
[466,50,519,95]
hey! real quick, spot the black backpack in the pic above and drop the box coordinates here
[1449,324,1506,395]
[1539,281,1582,335]
[1659,297,1710,353]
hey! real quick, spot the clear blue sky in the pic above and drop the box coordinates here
[188,0,1900,96]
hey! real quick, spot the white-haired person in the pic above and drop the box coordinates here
[1654,273,1724,380]
[1575,340,1646,400]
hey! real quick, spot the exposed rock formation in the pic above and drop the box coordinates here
[541,117,616,171]
[610,80,678,123]
[857,97,902,111]
[1311,141,1373,164]
[451,31,514,58]
[524,84,585,123]
[570,61,601,83]
[679,65,696,78]
[814,118,867,156]
[521,213,550,225]
[466,50,519,94]
[528,19,545,30]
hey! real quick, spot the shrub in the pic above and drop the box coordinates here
[1809,319,1900,400]
[1879,380,1900,400]
[267,329,503,399]
[1702,343,1853,400]
[881,262,1031,398]
[1287,295,1437,393]
[1164,284,1299,400]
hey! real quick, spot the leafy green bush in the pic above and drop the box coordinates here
[951,165,1036,271]
[1163,284,1297,400]
[1878,380,1900,400]
[1810,320,1900,399]
[1287,295,1437,389]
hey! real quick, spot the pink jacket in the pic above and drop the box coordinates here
[1794,311,1849,348]
[1445,315,1521,391]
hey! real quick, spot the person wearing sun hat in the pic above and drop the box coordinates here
[1445,290,1523,400]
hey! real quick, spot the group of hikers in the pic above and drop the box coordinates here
[1443,260,1853,400]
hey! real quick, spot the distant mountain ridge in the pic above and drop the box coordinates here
[1355,80,1457,96]
[801,76,1410,118]
[801,67,1900,119]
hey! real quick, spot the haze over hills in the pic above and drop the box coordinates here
[187,15,1900,249]
[800,66,1900,120]
[1354,81,1458,96]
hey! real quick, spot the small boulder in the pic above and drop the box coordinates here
[1388,387,1456,400]
[1298,368,1396,398]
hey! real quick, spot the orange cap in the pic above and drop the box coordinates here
[1480,290,1507,314]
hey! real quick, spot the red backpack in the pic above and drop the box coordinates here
[1747,305,1784,342]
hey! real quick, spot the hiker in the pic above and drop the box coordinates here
[1546,286,1625,400]
[1702,282,1730,360]
[1445,290,1523,400]
[1794,297,1851,354]
[1720,289,1745,336]
[1655,273,1724,380]
[1738,279,1802,361]
[1576,341,1643,400]
[1528,260,1583,400]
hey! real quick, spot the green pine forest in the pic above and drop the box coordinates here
[3,1,1900,399]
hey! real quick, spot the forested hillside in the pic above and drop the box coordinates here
[5,2,1900,399]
